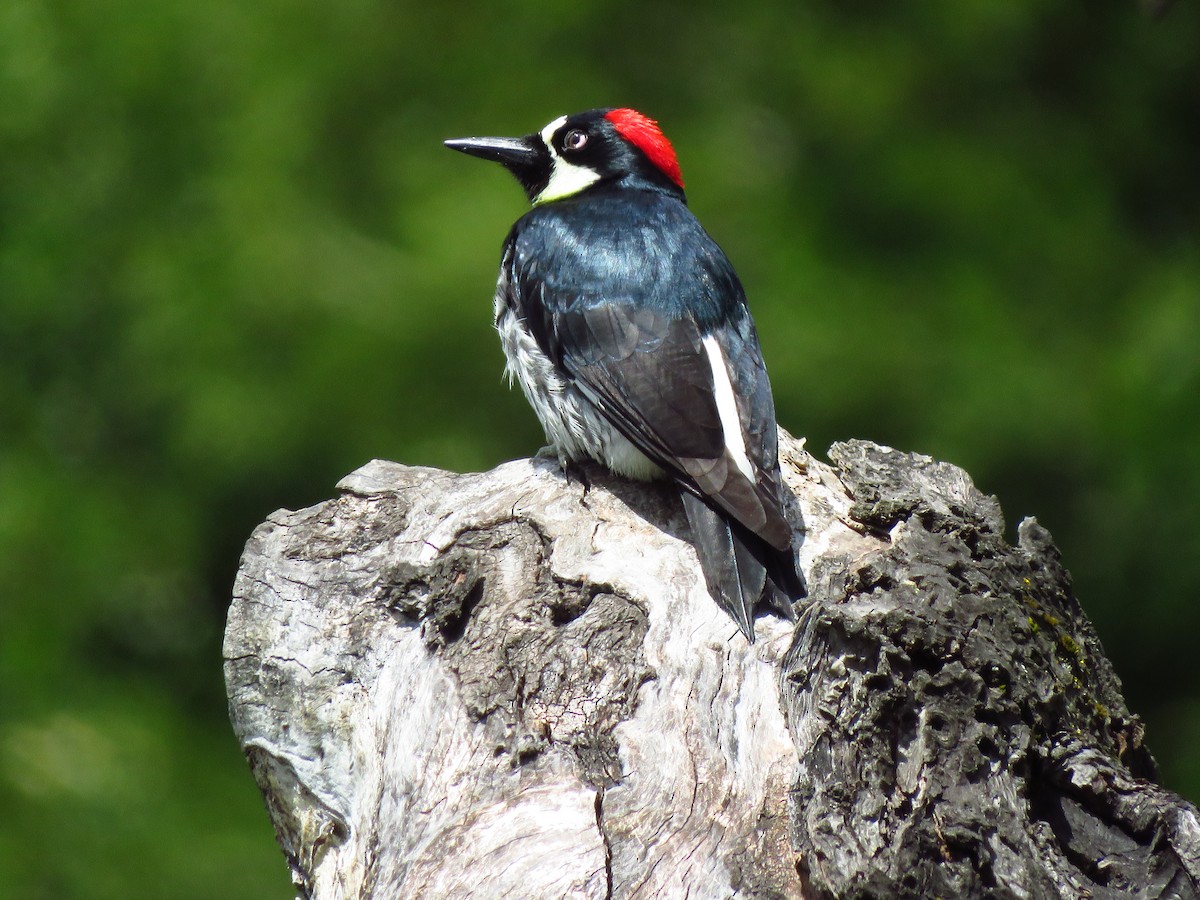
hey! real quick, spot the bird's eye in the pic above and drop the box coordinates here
[562,129,588,152]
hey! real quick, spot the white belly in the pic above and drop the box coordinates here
[495,299,662,482]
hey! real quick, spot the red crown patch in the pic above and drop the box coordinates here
[605,108,685,189]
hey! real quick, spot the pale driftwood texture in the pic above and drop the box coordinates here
[224,433,1200,899]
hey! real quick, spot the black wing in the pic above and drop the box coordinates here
[507,194,794,554]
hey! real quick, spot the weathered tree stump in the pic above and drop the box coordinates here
[224,433,1200,898]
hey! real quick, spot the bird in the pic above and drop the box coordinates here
[445,108,804,641]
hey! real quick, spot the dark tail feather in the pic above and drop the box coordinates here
[681,492,804,642]
[764,542,806,621]
[681,492,759,639]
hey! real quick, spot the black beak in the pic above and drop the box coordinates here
[444,135,541,169]
[445,133,550,202]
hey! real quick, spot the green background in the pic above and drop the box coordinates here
[2,1,1197,895]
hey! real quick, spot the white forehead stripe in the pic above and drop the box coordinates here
[540,115,568,148]
[702,335,756,482]
[533,114,601,205]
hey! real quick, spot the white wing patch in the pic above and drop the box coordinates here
[533,113,601,205]
[702,335,756,482]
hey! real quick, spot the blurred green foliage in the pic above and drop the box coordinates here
[1,0,1197,895]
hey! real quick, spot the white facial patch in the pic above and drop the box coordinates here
[701,335,756,482]
[533,114,602,205]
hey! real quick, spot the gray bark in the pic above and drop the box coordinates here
[224,433,1200,899]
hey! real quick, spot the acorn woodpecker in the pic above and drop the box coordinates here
[445,108,804,641]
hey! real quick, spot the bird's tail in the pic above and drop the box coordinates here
[680,492,805,642]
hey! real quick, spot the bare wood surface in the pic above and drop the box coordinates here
[225,433,1200,898]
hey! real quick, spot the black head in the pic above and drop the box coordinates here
[445,108,686,205]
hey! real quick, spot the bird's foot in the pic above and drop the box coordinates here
[560,457,594,499]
